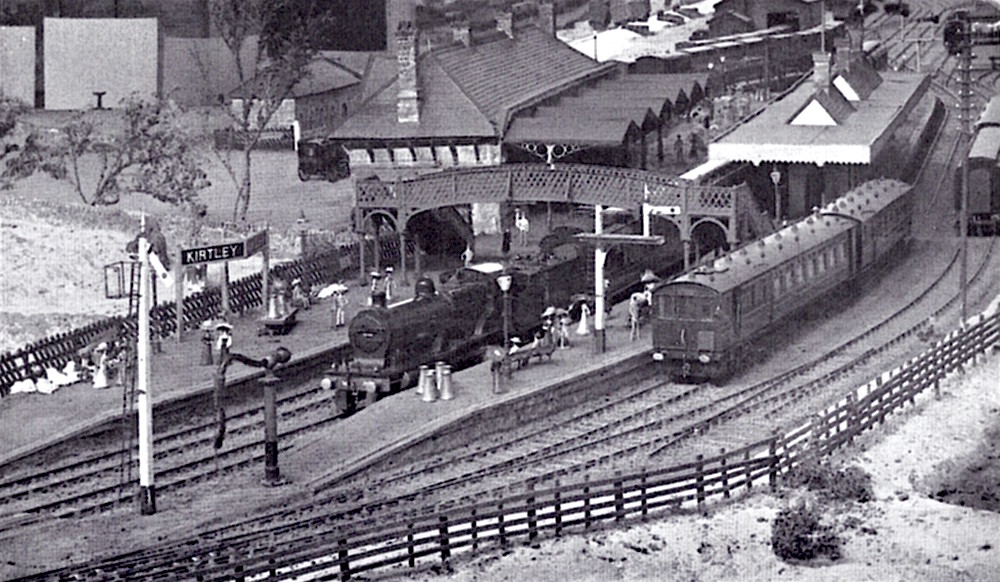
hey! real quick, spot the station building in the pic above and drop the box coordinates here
[708,49,930,220]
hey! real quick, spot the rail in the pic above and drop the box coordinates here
[0,238,410,398]
[186,303,999,581]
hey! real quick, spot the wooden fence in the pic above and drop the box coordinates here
[0,237,410,397]
[203,307,998,582]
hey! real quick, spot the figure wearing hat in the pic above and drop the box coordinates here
[291,278,311,310]
[368,271,383,306]
[384,266,395,302]
[92,342,111,389]
[576,302,591,335]
[462,245,474,267]
[557,309,572,349]
[215,320,233,356]
[332,285,349,328]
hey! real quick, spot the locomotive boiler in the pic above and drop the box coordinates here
[651,179,913,381]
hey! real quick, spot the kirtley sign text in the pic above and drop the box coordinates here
[181,242,245,265]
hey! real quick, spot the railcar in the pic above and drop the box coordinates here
[955,120,1000,236]
[651,179,912,381]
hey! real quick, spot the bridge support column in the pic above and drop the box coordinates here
[399,231,408,286]
[682,239,691,271]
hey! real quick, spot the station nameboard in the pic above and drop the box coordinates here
[181,242,246,265]
[245,230,268,256]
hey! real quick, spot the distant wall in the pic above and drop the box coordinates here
[162,35,259,107]
[43,18,160,110]
[0,27,36,105]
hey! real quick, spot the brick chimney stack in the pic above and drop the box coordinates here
[812,52,831,92]
[537,2,556,35]
[396,21,419,124]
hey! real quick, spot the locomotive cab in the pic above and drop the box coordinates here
[652,281,731,380]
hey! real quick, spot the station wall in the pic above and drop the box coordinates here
[43,18,160,110]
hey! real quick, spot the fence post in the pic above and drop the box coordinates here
[583,475,592,529]
[640,470,648,521]
[614,471,625,522]
[470,508,478,551]
[720,448,730,499]
[439,515,451,562]
[527,481,538,542]
[234,565,244,582]
[339,538,350,582]
[498,502,507,546]
[407,523,415,568]
[695,455,706,510]
[554,479,563,537]
[768,435,779,490]
[743,449,752,491]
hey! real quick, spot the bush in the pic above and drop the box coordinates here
[785,459,873,503]
[771,506,842,562]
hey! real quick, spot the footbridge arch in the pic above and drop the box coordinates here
[354,163,770,274]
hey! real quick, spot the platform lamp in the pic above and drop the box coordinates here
[770,167,782,223]
[497,272,513,377]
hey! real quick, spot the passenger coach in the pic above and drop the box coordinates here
[651,179,912,381]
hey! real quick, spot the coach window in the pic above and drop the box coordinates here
[795,262,804,284]
[773,277,781,297]
[785,270,794,289]
[812,256,819,275]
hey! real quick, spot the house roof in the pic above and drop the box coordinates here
[292,58,362,98]
[333,25,612,142]
[334,55,496,140]
[789,87,856,125]
[709,70,930,165]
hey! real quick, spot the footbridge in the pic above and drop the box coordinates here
[355,163,772,273]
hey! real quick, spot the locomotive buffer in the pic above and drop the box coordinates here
[575,221,664,354]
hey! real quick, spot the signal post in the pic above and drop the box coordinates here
[576,206,664,354]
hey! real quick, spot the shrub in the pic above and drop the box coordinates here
[771,506,842,562]
[785,459,873,502]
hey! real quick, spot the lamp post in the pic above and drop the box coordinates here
[497,272,513,358]
[212,344,292,486]
[770,167,782,223]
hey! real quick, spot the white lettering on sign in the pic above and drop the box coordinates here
[181,242,246,265]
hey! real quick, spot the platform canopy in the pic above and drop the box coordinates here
[709,68,930,166]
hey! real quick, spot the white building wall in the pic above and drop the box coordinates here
[44,18,160,110]
[0,27,35,105]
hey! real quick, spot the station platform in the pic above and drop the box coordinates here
[0,274,427,467]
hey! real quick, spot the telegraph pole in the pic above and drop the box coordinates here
[136,216,155,515]
[959,43,971,324]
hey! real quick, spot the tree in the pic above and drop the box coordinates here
[209,0,334,222]
[0,95,25,175]
[2,94,209,214]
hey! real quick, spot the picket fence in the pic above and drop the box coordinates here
[207,307,999,582]
[0,238,409,397]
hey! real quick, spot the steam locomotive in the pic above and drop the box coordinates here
[324,222,685,414]
[651,179,913,381]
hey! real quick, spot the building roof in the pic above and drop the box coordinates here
[709,70,930,165]
[333,25,612,142]
[292,58,362,98]
[832,57,882,101]
[968,126,1000,163]
[789,88,855,126]
[505,116,641,145]
[432,26,612,130]
[334,55,496,140]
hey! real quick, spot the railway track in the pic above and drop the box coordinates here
[0,378,344,529]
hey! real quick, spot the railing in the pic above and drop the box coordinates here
[0,238,410,398]
[208,303,998,581]
[355,163,747,219]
